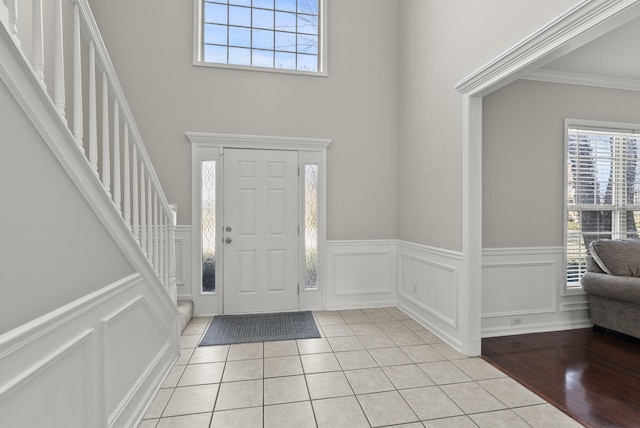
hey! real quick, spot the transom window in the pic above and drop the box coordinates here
[565,121,640,288]
[195,0,325,75]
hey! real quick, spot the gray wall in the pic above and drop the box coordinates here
[88,0,587,250]
[87,0,399,240]
[483,79,640,248]
[0,79,134,335]
[396,0,579,251]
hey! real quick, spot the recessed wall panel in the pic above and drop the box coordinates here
[0,334,91,428]
[482,262,556,316]
[104,299,167,417]
[399,253,458,327]
[333,252,391,295]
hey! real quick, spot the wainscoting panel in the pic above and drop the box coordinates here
[482,261,557,317]
[0,330,93,428]
[481,247,591,337]
[324,240,397,310]
[103,298,172,425]
[175,226,192,300]
[396,241,463,350]
[0,274,179,428]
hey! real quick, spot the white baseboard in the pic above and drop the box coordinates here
[482,318,593,338]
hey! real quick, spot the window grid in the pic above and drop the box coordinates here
[304,163,318,289]
[566,127,640,286]
[202,0,320,72]
[202,160,217,293]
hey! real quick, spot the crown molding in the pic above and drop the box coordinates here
[521,68,640,92]
[455,0,640,97]
[186,132,332,151]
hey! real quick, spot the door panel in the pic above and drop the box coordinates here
[223,149,299,313]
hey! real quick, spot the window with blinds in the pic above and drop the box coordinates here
[566,123,640,287]
[195,0,326,75]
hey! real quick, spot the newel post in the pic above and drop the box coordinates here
[168,204,178,305]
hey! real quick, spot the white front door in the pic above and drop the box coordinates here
[222,149,299,313]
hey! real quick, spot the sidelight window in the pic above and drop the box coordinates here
[202,160,217,292]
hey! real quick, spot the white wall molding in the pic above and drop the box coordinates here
[523,68,640,92]
[397,252,459,327]
[0,274,139,359]
[0,275,179,428]
[481,246,591,338]
[482,318,593,338]
[175,226,192,295]
[186,132,331,152]
[396,240,464,352]
[0,330,94,427]
[324,240,396,310]
[455,0,640,97]
[454,0,640,354]
[562,301,590,312]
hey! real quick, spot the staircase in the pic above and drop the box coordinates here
[0,1,180,426]
[178,300,195,333]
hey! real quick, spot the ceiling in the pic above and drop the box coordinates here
[529,15,640,84]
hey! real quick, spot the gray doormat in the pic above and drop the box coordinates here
[199,311,321,346]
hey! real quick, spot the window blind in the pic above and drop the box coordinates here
[566,126,640,285]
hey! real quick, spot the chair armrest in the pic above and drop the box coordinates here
[581,272,640,305]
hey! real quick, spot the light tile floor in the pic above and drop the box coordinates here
[139,307,584,428]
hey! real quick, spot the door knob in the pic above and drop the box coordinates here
[225,237,232,244]
[225,226,232,232]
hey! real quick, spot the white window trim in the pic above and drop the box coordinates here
[563,118,640,295]
[192,0,329,77]
[187,132,331,313]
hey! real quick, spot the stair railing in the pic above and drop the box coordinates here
[0,0,177,301]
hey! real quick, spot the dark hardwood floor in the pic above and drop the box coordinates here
[482,328,640,428]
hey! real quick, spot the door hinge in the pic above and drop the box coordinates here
[298,225,300,235]
[298,166,300,177]
[298,284,300,295]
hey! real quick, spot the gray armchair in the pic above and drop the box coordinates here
[580,239,640,339]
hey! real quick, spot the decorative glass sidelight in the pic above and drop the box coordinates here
[304,164,318,288]
[202,160,216,292]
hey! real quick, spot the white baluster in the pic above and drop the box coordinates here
[140,165,147,255]
[159,213,167,287]
[54,0,66,124]
[123,123,131,227]
[147,177,153,261]
[7,0,19,45]
[32,0,45,88]
[113,100,121,211]
[133,147,140,243]
[153,192,159,273]
[168,205,177,303]
[88,41,98,174]
[73,3,83,151]
[101,72,110,192]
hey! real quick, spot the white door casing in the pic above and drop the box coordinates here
[222,148,300,313]
[188,133,331,316]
